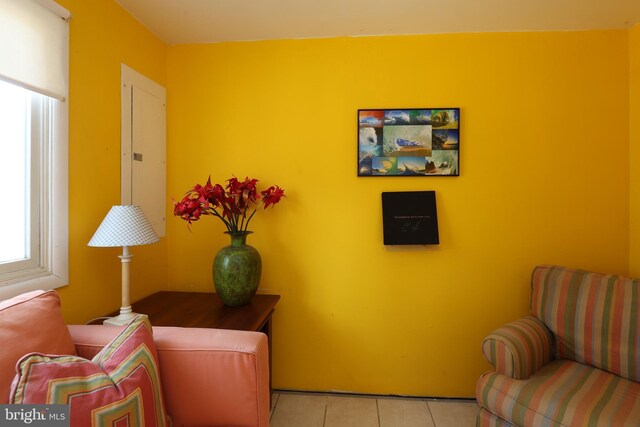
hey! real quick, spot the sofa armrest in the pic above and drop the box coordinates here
[68,325,270,427]
[481,316,553,379]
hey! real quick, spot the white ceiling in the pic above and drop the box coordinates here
[114,0,640,45]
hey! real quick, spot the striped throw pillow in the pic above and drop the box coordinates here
[11,315,170,427]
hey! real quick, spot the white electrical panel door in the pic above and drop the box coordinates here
[121,64,166,237]
[132,86,165,236]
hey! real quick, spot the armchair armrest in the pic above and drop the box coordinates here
[68,325,270,427]
[481,316,554,379]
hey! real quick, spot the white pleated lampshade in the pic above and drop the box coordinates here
[88,205,159,247]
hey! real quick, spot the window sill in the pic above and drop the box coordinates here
[0,272,68,300]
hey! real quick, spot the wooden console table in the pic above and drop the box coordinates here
[120,291,280,391]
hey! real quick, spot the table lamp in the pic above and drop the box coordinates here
[88,205,159,326]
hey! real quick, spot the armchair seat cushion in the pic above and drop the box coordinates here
[477,359,640,426]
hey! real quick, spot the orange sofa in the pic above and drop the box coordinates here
[0,290,270,427]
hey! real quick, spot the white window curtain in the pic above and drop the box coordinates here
[0,0,71,101]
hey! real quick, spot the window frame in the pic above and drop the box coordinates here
[0,93,68,299]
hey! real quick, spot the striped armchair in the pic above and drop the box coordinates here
[476,265,640,426]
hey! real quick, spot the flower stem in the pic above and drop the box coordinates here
[243,202,263,231]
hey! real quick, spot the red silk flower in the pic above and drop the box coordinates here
[174,176,285,233]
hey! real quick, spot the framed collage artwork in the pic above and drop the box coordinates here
[358,108,460,176]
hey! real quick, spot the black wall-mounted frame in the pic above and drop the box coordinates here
[382,191,439,245]
[358,108,460,177]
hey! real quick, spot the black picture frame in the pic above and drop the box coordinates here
[382,191,439,245]
[358,108,460,177]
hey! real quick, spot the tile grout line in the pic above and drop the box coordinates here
[426,401,437,427]
[269,393,279,422]
[322,395,328,427]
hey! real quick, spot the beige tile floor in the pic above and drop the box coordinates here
[270,392,479,427]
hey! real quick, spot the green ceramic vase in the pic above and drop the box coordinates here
[213,231,262,307]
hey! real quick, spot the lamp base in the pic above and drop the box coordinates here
[102,305,141,326]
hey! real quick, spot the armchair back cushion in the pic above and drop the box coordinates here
[0,290,76,403]
[531,265,640,382]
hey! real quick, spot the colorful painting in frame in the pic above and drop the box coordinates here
[358,108,460,176]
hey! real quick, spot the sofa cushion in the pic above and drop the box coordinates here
[477,359,640,426]
[531,265,640,382]
[0,290,76,403]
[11,315,170,427]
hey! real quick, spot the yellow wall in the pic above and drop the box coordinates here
[630,24,640,276]
[15,0,633,400]
[167,31,629,396]
[55,0,168,323]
